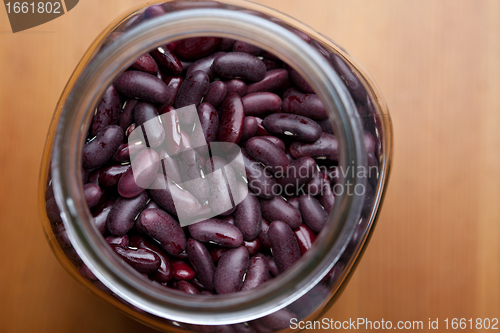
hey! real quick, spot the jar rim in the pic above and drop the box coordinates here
[50,2,367,325]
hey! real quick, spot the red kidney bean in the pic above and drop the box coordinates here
[299,194,328,233]
[138,208,186,255]
[171,259,196,280]
[330,53,367,105]
[315,118,333,134]
[106,235,129,247]
[195,102,219,142]
[157,152,183,185]
[260,196,302,230]
[175,70,210,124]
[174,280,200,294]
[239,116,258,142]
[133,102,165,147]
[218,38,236,51]
[186,52,224,80]
[125,123,137,137]
[163,76,183,107]
[204,81,227,107]
[244,239,261,256]
[274,157,317,192]
[257,308,297,331]
[268,221,301,273]
[246,137,290,175]
[186,238,215,291]
[306,170,323,196]
[114,71,169,104]
[83,183,102,209]
[82,125,123,170]
[246,69,289,95]
[234,192,262,241]
[318,179,335,213]
[90,84,122,137]
[217,93,245,144]
[144,4,166,18]
[130,53,159,75]
[253,117,271,136]
[107,191,148,235]
[241,254,269,292]
[289,132,339,160]
[209,246,226,264]
[189,218,243,248]
[286,197,299,210]
[174,37,221,60]
[113,140,146,163]
[264,255,280,277]
[224,79,247,97]
[242,92,282,117]
[150,45,183,75]
[293,224,316,255]
[257,218,271,249]
[178,149,209,202]
[263,113,322,143]
[159,107,183,155]
[232,40,263,55]
[213,52,266,82]
[282,87,302,100]
[282,93,328,120]
[92,198,115,235]
[289,68,314,94]
[240,149,276,199]
[117,148,159,198]
[258,136,285,151]
[204,156,237,215]
[129,235,173,283]
[214,246,249,294]
[111,245,161,273]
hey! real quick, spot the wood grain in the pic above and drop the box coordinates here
[0,1,498,332]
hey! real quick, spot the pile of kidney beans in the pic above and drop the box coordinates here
[45,34,379,305]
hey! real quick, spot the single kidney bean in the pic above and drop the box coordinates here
[288,68,314,94]
[257,136,285,151]
[244,239,261,256]
[143,4,166,18]
[174,280,201,295]
[82,125,123,170]
[257,218,271,249]
[260,196,302,230]
[150,45,183,75]
[107,191,148,236]
[117,148,159,198]
[224,79,247,97]
[234,192,262,241]
[305,169,323,196]
[253,117,271,136]
[268,221,301,273]
[83,183,102,209]
[232,40,263,55]
[105,235,129,247]
[186,52,224,80]
[263,113,322,143]
[246,69,289,95]
[315,118,333,134]
[218,38,236,51]
[239,116,258,142]
[178,149,209,203]
[90,84,122,137]
[174,70,210,123]
[299,194,328,233]
[130,53,159,75]
[242,92,282,117]
[163,76,183,107]
[114,71,169,104]
[282,93,328,120]
[186,238,215,292]
[113,140,146,163]
[318,178,335,213]
[330,53,368,105]
[157,152,183,184]
[293,224,316,255]
[138,208,186,255]
[171,259,196,281]
[174,37,221,60]
[133,102,165,147]
[265,255,280,277]
[241,254,269,292]
[274,157,317,191]
[111,245,161,274]
[290,132,339,161]
[195,102,219,142]
[240,149,277,199]
[257,308,297,331]
[159,106,183,155]
[245,137,290,175]
[92,198,116,235]
[213,52,266,82]
[209,246,226,264]
[129,235,173,283]
[188,218,243,248]
[214,246,249,294]
[217,93,245,144]
[286,197,300,210]
[203,81,227,107]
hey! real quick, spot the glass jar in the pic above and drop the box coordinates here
[39,0,392,332]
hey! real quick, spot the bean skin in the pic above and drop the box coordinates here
[130,53,159,75]
[138,208,186,255]
[260,196,302,230]
[107,191,148,236]
[119,99,137,131]
[263,113,322,143]
[196,102,219,142]
[188,218,243,248]
[299,194,328,233]
[242,92,282,116]
[158,106,182,155]
[243,239,261,256]
[114,71,169,104]
[157,152,183,184]
[318,179,335,213]
[83,183,102,209]
[246,69,289,94]
[293,224,317,255]
[214,246,249,294]
[111,245,161,274]
[258,136,285,151]
[90,84,122,137]
[245,137,290,175]
[171,260,196,280]
[257,218,271,249]
[205,156,238,215]
[254,117,271,136]
[82,125,123,170]
[241,254,269,291]
[174,37,221,60]
[282,93,328,120]
[174,280,200,295]
[232,40,263,55]
[203,81,227,107]
[106,235,129,247]
[289,132,339,160]
[113,140,145,163]
[129,235,173,283]
[186,238,215,291]
[274,156,317,191]
[217,93,245,144]
[150,45,183,75]
[268,221,301,273]
[186,52,224,80]
[92,198,116,235]
[289,68,314,94]
[175,70,210,124]
[330,53,368,105]
[133,102,165,148]
[117,148,159,198]
[224,79,247,97]
[163,76,183,107]
[239,116,258,142]
[178,149,209,203]
[257,308,297,331]
[234,191,262,241]
[213,52,266,82]
[144,4,166,18]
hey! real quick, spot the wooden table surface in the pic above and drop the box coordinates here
[1,1,499,332]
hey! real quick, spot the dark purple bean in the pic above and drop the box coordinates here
[234,192,262,241]
[265,255,280,277]
[125,123,136,137]
[232,41,263,55]
[92,198,116,235]
[113,140,146,163]
[289,68,315,93]
[217,93,245,144]
[289,132,339,160]
[158,106,183,156]
[242,92,282,117]
[83,183,102,209]
[90,85,122,137]
[106,235,129,246]
[138,208,186,255]
[114,71,169,104]
[260,196,302,230]
[263,113,322,143]
[262,58,283,71]
[111,245,161,273]
[282,87,302,100]
[178,149,209,202]
[158,153,183,184]
[150,45,183,75]
[174,70,210,124]
[293,224,316,255]
[195,102,219,142]
[274,157,317,193]
[257,218,271,249]
[241,254,269,291]
[82,125,123,170]
[171,260,196,280]
[245,137,290,175]
[241,149,276,199]
[117,148,159,198]
[174,37,221,60]
[258,308,297,331]
[188,219,243,248]
[186,52,224,80]
[175,280,200,295]
[218,38,236,51]
[258,136,285,152]
[224,79,247,97]
[315,118,333,134]
[330,53,367,105]
[132,103,165,148]
[214,246,249,294]
[306,170,323,196]
[287,197,300,210]
[204,81,227,108]
[282,93,328,120]
[200,290,215,296]
[209,246,226,263]
[129,235,173,283]
[144,4,166,18]
[318,179,335,213]
[130,53,159,75]
[213,52,266,82]
[119,99,138,131]
[134,101,158,125]
[246,69,289,94]
[163,76,183,107]
[299,194,327,233]
[145,199,161,210]
[253,117,271,136]
[239,116,258,142]
[107,191,148,236]
[186,238,215,292]
[243,239,261,256]
[268,221,301,273]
